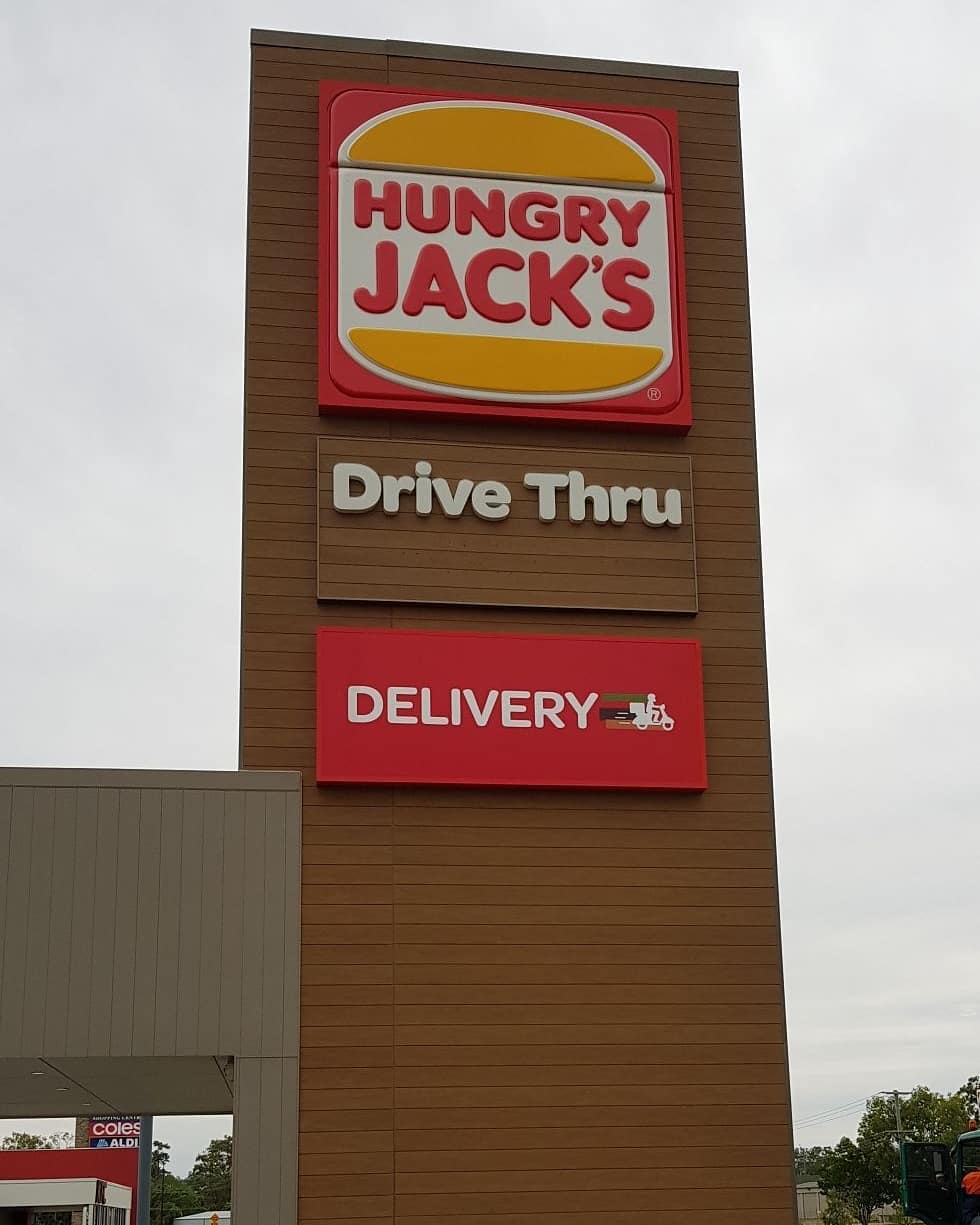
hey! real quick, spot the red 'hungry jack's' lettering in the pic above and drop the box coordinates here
[508,191,561,241]
[405,183,450,233]
[351,179,652,245]
[606,198,650,248]
[454,187,506,237]
[353,240,398,312]
[354,178,401,229]
[564,196,608,245]
[465,249,525,323]
[403,244,467,318]
[349,176,660,331]
[353,242,654,330]
[528,252,590,328]
[601,259,654,330]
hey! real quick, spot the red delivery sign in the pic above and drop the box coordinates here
[316,628,707,790]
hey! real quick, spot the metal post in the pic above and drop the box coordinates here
[892,1091,904,1139]
[137,1116,153,1225]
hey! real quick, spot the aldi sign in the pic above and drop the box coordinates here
[316,628,707,789]
[319,84,690,428]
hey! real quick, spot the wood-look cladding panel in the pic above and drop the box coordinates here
[317,434,696,611]
[244,36,794,1225]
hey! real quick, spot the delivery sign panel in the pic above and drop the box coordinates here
[320,84,690,428]
[316,628,706,790]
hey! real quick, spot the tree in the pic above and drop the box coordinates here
[821,1191,857,1225]
[188,1136,233,1210]
[140,1132,233,1225]
[151,1139,171,1181]
[156,1175,201,1225]
[797,1144,831,1182]
[959,1076,980,1123]
[150,1141,203,1225]
[815,1087,970,1225]
[1,1131,72,1150]
[818,1137,895,1225]
[859,1087,969,1148]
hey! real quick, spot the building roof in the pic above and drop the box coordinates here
[0,1178,131,1210]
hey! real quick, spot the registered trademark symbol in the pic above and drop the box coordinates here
[646,387,662,401]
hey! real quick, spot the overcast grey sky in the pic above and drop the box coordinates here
[3,0,979,1174]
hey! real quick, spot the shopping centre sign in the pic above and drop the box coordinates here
[319,83,690,428]
[89,1116,141,1149]
[316,628,707,789]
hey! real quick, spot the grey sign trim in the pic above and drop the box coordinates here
[0,767,302,791]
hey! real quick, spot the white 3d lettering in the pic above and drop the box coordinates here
[332,461,682,527]
[347,686,598,729]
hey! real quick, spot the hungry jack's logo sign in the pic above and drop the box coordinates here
[319,83,690,428]
[316,628,706,790]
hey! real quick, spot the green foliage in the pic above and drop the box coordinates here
[187,1136,233,1210]
[821,1191,857,1225]
[0,1131,72,1150]
[959,1076,980,1122]
[797,1144,832,1182]
[151,1139,171,1179]
[818,1137,895,1225]
[152,1172,203,1225]
[859,1087,970,1148]
[810,1083,977,1225]
[147,1134,234,1225]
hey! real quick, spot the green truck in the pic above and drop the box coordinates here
[902,1131,980,1223]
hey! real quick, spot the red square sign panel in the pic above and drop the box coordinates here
[316,628,707,790]
[319,82,691,430]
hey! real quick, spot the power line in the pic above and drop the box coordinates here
[793,1098,872,1129]
[794,1090,915,1134]
[794,1106,867,1130]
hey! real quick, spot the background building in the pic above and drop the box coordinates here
[0,1149,137,1225]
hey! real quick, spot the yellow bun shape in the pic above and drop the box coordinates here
[344,103,658,187]
[348,329,664,397]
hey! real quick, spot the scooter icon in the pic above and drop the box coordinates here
[628,693,675,731]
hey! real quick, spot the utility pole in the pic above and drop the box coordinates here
[891,1090,905,1139]
[137,1116,153,1225]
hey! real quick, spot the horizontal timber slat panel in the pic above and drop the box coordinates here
[392,1166,788,1193]
[385,1142,788,1173]
[376,1063,786,1089]
[303,1039,785,1065]
[303,1103,788,1133]
[384,1188,793,1216]
[305,924,778,947]
[308,861,775,882]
